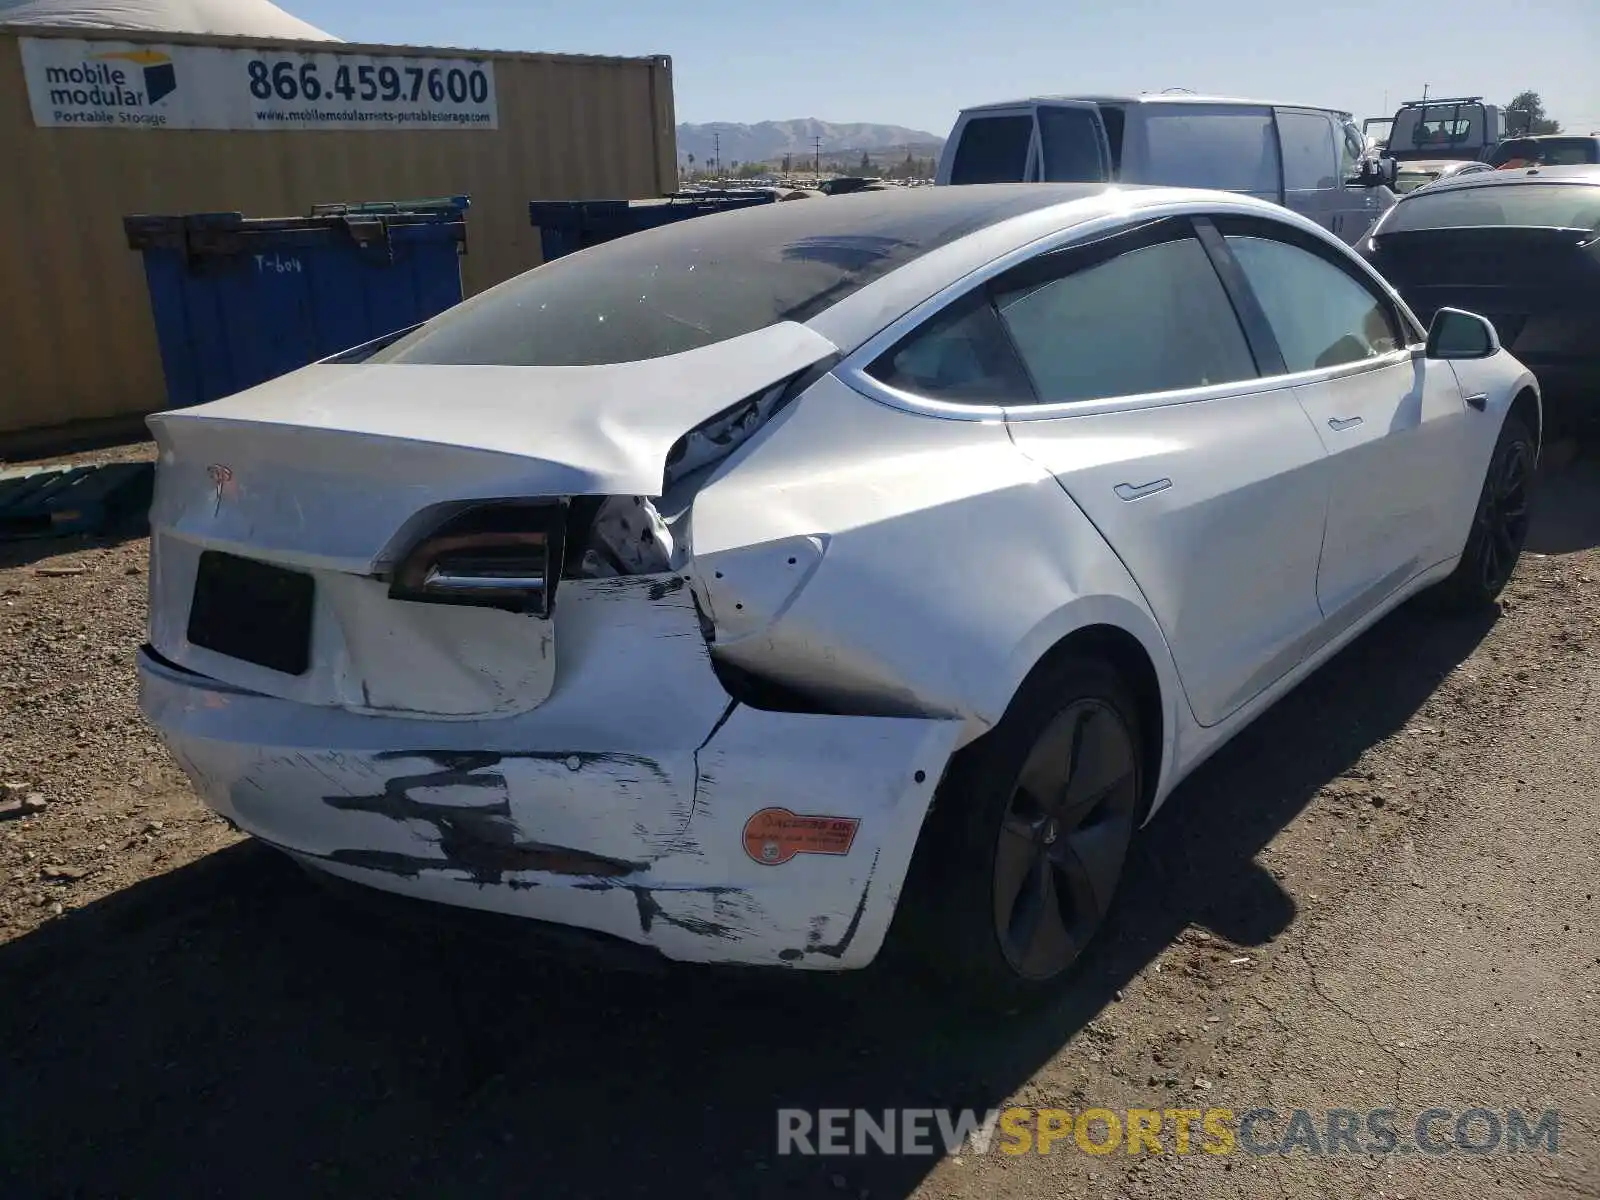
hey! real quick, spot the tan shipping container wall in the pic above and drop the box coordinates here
[0,27,676,438]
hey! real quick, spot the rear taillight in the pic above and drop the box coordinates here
[389,502,567,616]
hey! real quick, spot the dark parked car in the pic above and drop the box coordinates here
[1360,165,1600,427]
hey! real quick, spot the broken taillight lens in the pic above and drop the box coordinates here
[389,502,567,616]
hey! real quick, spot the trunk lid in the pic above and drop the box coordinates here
[148,320,836,575]
[144,321,835,718]
[1369,224,1593,324]
[1369,227,1600,339]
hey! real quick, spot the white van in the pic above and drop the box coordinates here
[937,95,1398,244]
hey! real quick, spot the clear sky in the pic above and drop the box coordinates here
[292,0,1599,137]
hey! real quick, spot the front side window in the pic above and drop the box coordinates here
[1340,122,1365,179]
[1278,111,1339,191]
[1130,105,1282,199]
[994,235,1258,404]
[949,115,1033,184]
[1225,235,1403,372]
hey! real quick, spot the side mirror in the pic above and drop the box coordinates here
[1348,156,1398,188]
[1425,307,1500,360]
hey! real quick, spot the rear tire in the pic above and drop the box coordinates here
[892,655,1144,1011]
[1428,413,1535,612]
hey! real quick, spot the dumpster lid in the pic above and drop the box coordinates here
[124,196,470,254]
[308,195,471,218]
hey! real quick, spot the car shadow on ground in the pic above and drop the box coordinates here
[0,594,1499,1198]
[0,515,154,570]
[1527,435,1600,554]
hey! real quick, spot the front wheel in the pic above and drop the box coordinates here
[1429,413,1535,611]
[891,655,1144,1010]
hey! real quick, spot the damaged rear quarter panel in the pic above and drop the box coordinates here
[689,374,1182,786]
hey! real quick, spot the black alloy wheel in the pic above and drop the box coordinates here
[992,699,1141,981]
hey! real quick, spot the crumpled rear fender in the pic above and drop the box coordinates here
[688,374,1184,799]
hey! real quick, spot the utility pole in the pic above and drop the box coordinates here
[1421,82,1429,103]
[712,131,721,177]
[812,135,823,175]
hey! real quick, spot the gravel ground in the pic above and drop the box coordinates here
[0,438,1596,1198]
[0,441,241,943]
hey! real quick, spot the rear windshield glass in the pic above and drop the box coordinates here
[1392,105,1486,150]
[949,115,1033,184]
[1488,138,1600,167]
[358,189,1076,367]
[1393,168,1442,194]
[1382,183,1600,232]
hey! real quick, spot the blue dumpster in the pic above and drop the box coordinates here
[528,190,779,263]
[124,196,469,410]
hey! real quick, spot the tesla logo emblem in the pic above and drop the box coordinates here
[206,464,234,513]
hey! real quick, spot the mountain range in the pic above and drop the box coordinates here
[675,119,945,166]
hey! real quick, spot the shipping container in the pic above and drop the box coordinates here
[0,25,675,442]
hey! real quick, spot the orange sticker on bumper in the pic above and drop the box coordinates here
[742,808,861,866]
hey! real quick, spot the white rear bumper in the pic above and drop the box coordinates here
[138,626,963,969]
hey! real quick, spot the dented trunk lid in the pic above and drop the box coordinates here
[147,321,837,575]
[144,321,836,717]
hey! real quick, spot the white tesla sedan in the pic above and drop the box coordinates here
[139,184,1539,1005]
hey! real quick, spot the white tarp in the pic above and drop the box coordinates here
[18,36,499,130]
[0,0,337,40]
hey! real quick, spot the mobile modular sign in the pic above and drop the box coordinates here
[19,37,499,130]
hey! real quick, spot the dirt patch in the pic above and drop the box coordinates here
[0,441,240,943]
[0,439,1596,1199]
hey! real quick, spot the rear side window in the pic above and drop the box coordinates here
[1037,106,1109,182]
[1225,235,1402,372]
[995,235,1258,403]
[1278,110,1339,191]
[1381,184,1600,232]
[866,228,1259,406]
[867,291,1034,404]
[1130,105,1282,199]
[949,115,1033,184]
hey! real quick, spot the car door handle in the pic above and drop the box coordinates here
[1327,416,1364,431]
[1464,392,1488,411]
[1114,478,1172,502]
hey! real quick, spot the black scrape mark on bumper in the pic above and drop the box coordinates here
[371,748,670,787]
[322,752,645,884]
[781,849,880,962]
[630,886,740,940]
[587,574,687,602]
[574,880,743,940]
[647,575,687,602]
